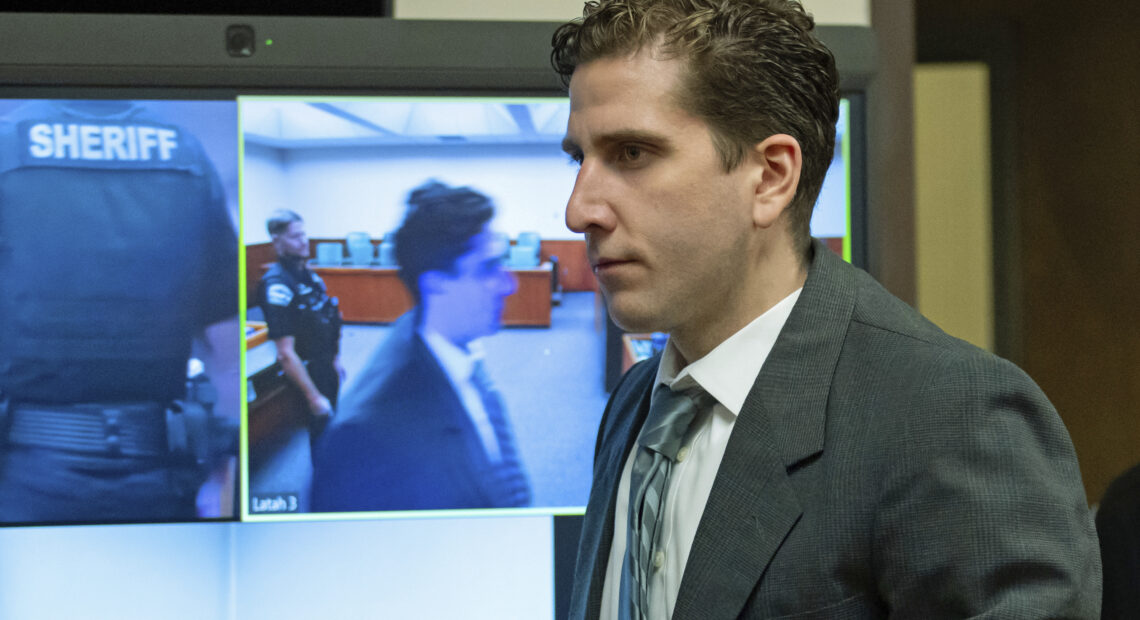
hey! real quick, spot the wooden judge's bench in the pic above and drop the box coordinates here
[309,262,553,327]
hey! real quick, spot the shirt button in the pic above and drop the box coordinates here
[676,446,690,462]
[653,551,666,570]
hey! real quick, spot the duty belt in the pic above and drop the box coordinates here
[6,402,168,458]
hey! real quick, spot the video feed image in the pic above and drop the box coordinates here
[810,98,852,259]
[0,99,242,525]
[241,96,609,518]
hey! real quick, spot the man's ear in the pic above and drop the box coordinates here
[747,134,802,229]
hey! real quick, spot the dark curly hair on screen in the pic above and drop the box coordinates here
[395,180,495,305]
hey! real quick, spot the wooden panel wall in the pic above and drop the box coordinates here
[539,239,593,293]
[916,0,1140,503]
[867,0,917,304]
[245,242,277,306]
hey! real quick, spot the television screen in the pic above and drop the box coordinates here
[239,95,603,521]
[0,14,873,620]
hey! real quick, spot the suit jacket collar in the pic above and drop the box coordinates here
[747,239,856,468]
[674,240,857,619]
[576,358,656,620]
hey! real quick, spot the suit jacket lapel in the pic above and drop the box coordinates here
[406,325,500,503]
[573,358,657,620]
[675,241,856,620]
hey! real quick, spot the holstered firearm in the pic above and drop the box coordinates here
[167,377,238,471]
[315,295,343,358]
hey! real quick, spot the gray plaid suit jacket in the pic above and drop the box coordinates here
[569,239,1101,619]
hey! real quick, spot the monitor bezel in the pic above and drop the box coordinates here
[1,14,875,94]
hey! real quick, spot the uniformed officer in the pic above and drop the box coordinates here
[258,210,344,459]
[0,99,240,524]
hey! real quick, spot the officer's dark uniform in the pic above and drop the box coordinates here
[0,100,238,523]
[258,258,341,453]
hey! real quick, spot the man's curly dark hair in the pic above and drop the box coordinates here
[395,180,495,305]
[552,0,839,256]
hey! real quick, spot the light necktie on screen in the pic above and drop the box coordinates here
[471,359,531,507]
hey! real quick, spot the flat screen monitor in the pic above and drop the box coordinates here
[0,13,873,620]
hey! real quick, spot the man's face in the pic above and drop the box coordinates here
[429,228,517,345]
[562,51,759,345]
[273,221,309,260]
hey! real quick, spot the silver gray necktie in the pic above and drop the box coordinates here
[621,383,708,620]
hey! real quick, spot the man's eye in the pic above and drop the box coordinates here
[617,144,644,163]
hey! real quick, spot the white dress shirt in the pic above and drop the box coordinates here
[420,329,502,462]
[599,288,802,619]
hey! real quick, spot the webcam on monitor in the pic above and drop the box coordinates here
[225,24,255,58]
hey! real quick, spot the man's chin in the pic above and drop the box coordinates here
[475,322,503,341]
[604,297,663,335]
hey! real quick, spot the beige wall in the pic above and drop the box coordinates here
[394,0,871,25]
[914,63,994,351]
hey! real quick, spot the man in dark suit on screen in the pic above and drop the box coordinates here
[311,181,531,513]
[553,1,1101,618]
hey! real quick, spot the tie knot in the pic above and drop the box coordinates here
[471,359,493,390]
[637,384,708,460]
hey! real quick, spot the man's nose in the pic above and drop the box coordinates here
[565,160,616,234]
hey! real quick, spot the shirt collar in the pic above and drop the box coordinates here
[655,288,803,416]
[421,328,484,383]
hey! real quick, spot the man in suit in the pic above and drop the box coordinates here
[553,1,1101,618]
[311,181,531,512]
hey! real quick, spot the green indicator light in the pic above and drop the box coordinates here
[265,39,274,46]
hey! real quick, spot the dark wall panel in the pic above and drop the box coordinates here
[917,0,1140,503]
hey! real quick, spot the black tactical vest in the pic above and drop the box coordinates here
[0,101,234,403]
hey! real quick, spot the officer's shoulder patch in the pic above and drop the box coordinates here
[266,283,294,307]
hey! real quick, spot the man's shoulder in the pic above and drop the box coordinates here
[259,263,299,304]
[819,250,993,366]
[259,261,289,284]
[338,318,442,416]
[801,242,952,353]
[802,246,1035,401]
